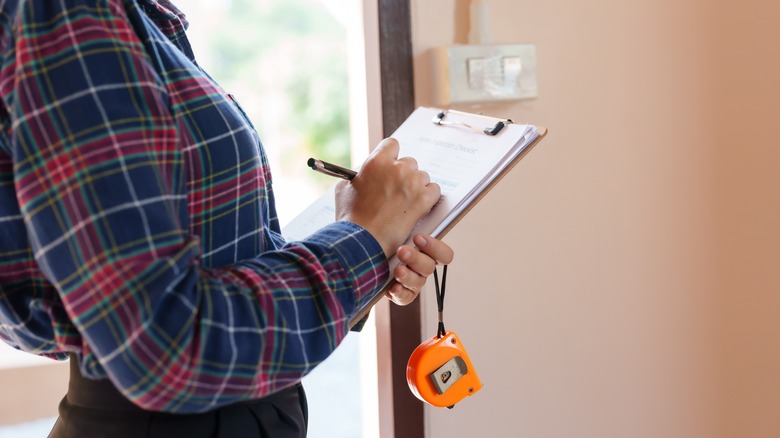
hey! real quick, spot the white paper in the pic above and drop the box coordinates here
[284,107,538,243]
[281,107,541,325]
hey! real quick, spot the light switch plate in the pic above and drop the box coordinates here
[431,44,538,105]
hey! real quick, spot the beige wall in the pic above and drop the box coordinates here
[711,2,780,436]
[0,363,68,425]
[412,1,780,437]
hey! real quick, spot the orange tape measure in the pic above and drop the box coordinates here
[407,330,482,408]
[406,265,483,408]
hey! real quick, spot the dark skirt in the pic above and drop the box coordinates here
[50,357,307,438]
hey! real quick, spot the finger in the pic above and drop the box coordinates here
[385,281,418,306]
[413,234,454,265]
[423,180,440,204]
[417,170,431,186]
[397,246,436,279]
[397,156,419,171]
[393,262,426,293]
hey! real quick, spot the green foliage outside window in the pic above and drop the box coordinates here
[194,0,351,189]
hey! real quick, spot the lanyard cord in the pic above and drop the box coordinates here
[434,265,448,338]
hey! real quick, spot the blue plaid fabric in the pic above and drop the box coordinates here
[0,0,387,413]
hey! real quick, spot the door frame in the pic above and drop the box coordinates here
[376,1,424,437]
[350,1,422,436]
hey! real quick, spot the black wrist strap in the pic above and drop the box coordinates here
[434,265,448,338]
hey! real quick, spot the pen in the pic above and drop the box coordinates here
[307,158,357,181]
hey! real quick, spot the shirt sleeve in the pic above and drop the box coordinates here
[1,0,388,413]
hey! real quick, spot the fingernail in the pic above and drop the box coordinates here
[414,235,427,247]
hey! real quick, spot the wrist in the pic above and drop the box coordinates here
[341,215,397,258]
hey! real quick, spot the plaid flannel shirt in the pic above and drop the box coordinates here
[0,0,387,413]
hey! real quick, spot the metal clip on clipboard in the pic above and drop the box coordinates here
[432,109,512,136]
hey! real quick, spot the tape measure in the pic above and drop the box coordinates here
[406,266,483,408]
[407,330,482,408]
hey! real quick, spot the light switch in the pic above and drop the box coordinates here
[430,44,537,105]
[467,58,485,89]
[503,56,522,80]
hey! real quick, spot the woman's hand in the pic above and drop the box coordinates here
[335,138,453,306]
[386,234,454,306]
[335,138,441,258]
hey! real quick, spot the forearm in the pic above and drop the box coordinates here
[76,222,385,413]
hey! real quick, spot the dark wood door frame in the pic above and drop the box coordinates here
[377,1,424,437]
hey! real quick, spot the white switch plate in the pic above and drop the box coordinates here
[431,44,538,105]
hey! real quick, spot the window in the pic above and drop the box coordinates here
[0,1,377,436]
[186,1,369,437]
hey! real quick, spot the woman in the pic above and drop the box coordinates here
[0,1,453,436]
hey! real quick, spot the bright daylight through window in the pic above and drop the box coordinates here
[0,1,366,437]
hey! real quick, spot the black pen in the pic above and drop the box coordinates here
[307,158,357,181]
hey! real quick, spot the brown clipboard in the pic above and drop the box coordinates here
[348,109,547,328]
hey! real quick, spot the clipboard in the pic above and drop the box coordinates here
[282,107,547,328]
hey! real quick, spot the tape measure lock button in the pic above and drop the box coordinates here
[431,355,468,395]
